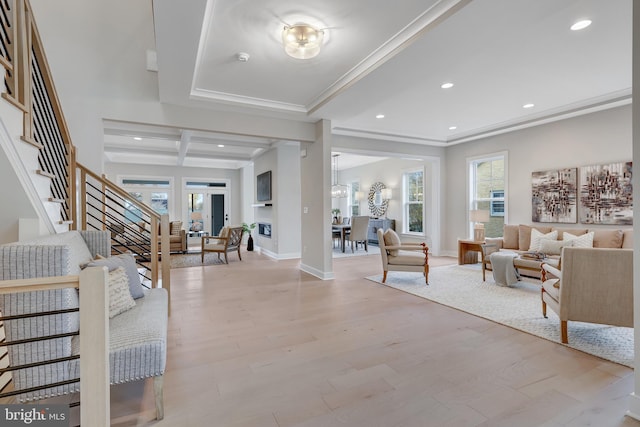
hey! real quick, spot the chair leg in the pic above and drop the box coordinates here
[224,253,228,264]
[482,263,486,281]
[238,248,242,261]
[560,321,568,344]
[424,264,429,285]
[364,240,368,252]
[201,251,204,263]
[382,271,388,283]
[542,300,547,318]
[154,375,164,420]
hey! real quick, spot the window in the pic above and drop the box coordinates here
[469,154,506,238]
[349,181,360,217]
[119,176,173,222]
[403,169,424,234]
[490,190,504,216]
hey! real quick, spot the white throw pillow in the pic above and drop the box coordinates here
[538,238,573,256]
[108,267,136,318]
[528,229,558,252]
[563,231,594,248]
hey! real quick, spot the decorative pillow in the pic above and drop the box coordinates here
[108,267,136,318]
[502,225,519,249]
[383,229,401,256]
[538,238,572,256]
[592,229,624,248]
[518,225,552,251]
[528,229,558,252]
[87,253,145,299]
[563,231,595,248]
[170,221,183,236]
[551,228,588,240]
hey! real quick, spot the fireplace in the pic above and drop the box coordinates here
[258,223,271,238]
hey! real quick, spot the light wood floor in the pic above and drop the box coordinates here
[111,250,640,427]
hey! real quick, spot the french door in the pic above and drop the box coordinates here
[186,188,229,237]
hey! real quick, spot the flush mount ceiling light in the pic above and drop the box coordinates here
[441,82,454,89]
[282,23,324,59]
[571,19,592,31]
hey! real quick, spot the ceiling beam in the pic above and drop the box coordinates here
[104,146,252,161]
[177,130,192,166]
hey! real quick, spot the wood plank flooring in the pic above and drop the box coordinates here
[110,250,640,427]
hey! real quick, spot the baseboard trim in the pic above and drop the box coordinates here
[300,263,334,280]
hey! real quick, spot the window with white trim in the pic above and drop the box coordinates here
[468,155,506,238]
[349,181,360,217]
[403,168,424,234]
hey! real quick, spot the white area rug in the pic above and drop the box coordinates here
[367,265,634,368]
[333,244,380,258]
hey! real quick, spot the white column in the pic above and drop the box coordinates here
[300,119,334,279]
[628,0,640,420]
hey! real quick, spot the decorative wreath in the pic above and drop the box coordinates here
[368,181,389,217]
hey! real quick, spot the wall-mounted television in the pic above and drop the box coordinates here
[256,170,272,202]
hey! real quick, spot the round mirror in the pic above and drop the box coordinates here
[368,182,389,217]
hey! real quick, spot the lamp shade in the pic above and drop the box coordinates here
[469,209,490,223]
[190,212,203,221]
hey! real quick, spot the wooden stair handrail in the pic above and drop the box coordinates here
[76,162,161,220]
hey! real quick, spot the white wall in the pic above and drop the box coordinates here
[444,104,632,254]
[252,149,277,254]
[276,144,301,257]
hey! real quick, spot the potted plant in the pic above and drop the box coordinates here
[331,208,341,224]
[242,222,256,251]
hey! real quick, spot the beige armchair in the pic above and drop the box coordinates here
[541,247,633,344]
[201,226,244,263]
[377,228,429,284]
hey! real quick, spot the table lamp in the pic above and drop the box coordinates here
[470,209,490,241]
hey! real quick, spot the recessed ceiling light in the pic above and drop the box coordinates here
[523,103,535,109]
[217,144,225,148]
[376,114,385,119]
[441,82,454,89]
[449,126,457,130]
[571,19,592,31]
[133,137,142,141]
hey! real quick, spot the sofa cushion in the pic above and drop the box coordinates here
[518,225,552,251]
[108,267,136,318]
[551,228,588,240]
[563,231,594,248]
[539,238,572,256]
[528,229,558,251]
[87,254,145,299]
[622,230,633,249]
[503,225,519,249]
[592,229,624,248]
[383,229,402,256]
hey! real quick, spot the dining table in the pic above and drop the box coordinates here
[332,224,351,253]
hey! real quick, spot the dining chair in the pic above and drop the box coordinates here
[345,216,369,252]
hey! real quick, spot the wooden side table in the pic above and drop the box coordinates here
[458,239,484,265]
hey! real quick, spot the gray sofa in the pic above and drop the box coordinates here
[0,230,167,419]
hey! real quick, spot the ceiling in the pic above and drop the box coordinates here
[103,0,631,169]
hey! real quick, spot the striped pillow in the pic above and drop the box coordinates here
[170,221,182,236]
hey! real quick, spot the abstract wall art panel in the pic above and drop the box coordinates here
[531,168,577,223]
[580,162,632,225]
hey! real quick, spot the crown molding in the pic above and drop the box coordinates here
[332,126,447,146]
[190,88,308,114]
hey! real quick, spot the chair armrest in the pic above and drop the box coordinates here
[386,245,426,251]
[541,263,561,279]
[480,243,499,259]
[202,236,229,244]
[485,238,504,249]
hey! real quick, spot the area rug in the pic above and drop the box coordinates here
[169,253,226,268]
[366,265,634,368]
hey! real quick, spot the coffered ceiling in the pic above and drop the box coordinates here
[103,0,631,169]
